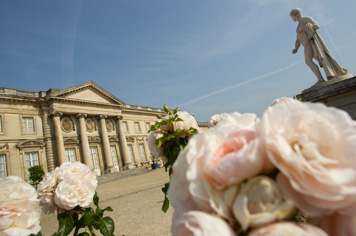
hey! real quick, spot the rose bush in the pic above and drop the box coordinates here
[166,99,356,236]
[0,176,41,236]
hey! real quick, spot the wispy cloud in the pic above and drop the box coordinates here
[61,0,82,86]
[178,60,303,107]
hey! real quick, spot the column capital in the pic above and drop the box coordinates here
[97,114,107,120]
[76,113,87,119]
[50,111,63,117]
[116,115,124,121]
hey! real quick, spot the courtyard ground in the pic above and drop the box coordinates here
[40,167,174,236]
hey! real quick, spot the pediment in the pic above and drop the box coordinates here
[17,140,45,150]
[49,81,125,106]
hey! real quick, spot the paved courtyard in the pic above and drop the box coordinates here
[40,167,174,236]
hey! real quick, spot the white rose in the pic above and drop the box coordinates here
[0,176,41,236]
[233,176,295,230]
[147,131,166,163]
[207,113,228,128]
[171,211,235,236]
[248,222,328,236]
[173,111,200,133]
[270,97,294,106]
[56,162,98,189]
[260,100,356,216]
[37,171,59,214]
[54,178,95,210]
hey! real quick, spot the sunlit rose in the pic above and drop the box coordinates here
[248,222,328,236]
[207,113,228,128]
[0,176,41,236]
[54,178,95,210]
[56,162,97,189]
[171,211,235,236]
[168,113,266,221]
[37,171,59,214]
[233,176,295,230]
[260,100,356,216]
[147,131,166,163]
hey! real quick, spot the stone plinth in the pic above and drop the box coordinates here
[296,76,356,119]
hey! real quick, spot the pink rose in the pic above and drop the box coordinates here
[260,100,356,216]
[0,176,41,236]
[233,176,295,230]
[310,212,356,236]
[171,211,235,236]
[54,178,95,210]
[168,113,266,221]
[207,113,228,128]
[248,222,328,236]
[37,171,58,214]
[147,131,166,163]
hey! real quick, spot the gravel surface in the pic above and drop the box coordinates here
[40,168,174,236]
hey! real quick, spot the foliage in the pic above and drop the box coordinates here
[51,192,114,236]
[28,165,45,183]
[149,105,199,212]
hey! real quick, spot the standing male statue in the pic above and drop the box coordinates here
[290,8,350,87]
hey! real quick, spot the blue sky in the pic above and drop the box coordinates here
[1,0,355,121]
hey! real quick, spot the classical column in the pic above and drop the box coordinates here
[52,111,66,166]
[143,139,152,164]
[77,113,93,169]
[41,108,54,171]
[97,115,117,173]
[116,116,132,168]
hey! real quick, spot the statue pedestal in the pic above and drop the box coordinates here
[296,76,356,119]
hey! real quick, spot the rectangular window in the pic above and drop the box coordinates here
[138,144,147,162]
[0,154,7,179]
[89,147,100,171]
[22,117,35,133]
[127,145,134,163]
[146,122,150,132]
[110,145,119,168]
[25,152,39,180]
[0,116,2,133]
[123,122,128,132]
[65,148,77,162]
[134,122,141,133]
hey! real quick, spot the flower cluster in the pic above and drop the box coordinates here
[38,161,98,214]
[0,176,42,236]
[37,162,114,236]
[168,99,356,236]
[148,105,200,212]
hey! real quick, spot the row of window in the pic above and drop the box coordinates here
[0,116,35,134]
[0,116,153,135]
[122,121,152,134]
[0,143,148,180]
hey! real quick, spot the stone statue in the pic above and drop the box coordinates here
[290,8,350,87]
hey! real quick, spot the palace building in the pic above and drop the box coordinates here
[0,81,166,181]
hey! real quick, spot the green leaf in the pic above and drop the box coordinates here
[77,233,90,236]
[93,192,99,208]
[56,212,74,236]
[82,211,95,226]
[99,217,115,236]
[162,195,170,213]
[156,114,162,119]
[173,107,178,114]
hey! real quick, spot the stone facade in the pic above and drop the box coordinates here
[0,81,165,181]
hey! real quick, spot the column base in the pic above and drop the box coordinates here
[104,166,120,174]
[122,163,136,170]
